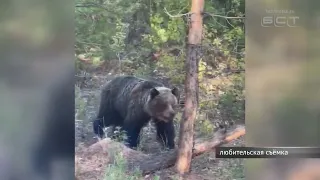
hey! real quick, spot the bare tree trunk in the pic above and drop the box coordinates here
[175,0,204,174]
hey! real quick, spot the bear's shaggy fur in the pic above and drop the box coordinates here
[93,76,180,149]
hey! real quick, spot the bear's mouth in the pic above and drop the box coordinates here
[158,116,174,122]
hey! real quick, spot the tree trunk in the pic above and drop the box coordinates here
[175,0,204,174]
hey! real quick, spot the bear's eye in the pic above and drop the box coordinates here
[155,103,167,110]
[173,104,179,109]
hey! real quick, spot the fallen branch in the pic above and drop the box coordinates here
[75,125,245,179]
[133,125,245,174]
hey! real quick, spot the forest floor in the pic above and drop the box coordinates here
[75,71,245,180]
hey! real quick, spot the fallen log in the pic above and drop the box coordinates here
[75,125,245,179]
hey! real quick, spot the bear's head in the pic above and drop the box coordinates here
[145,87,180,122]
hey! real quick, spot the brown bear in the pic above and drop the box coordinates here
[93,75,180,149]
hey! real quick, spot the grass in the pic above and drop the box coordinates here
[103,152,161,180]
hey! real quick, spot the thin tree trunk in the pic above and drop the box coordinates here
[175,0,204,174]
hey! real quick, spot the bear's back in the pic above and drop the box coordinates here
[106,76,164,118]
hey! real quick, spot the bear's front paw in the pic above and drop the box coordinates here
[93,136,103,142]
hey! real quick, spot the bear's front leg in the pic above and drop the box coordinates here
[122,122,142,149]
[155,120,175,149]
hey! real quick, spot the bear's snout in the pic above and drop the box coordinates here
[164,112,175,121]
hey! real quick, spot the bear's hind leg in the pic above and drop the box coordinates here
[94,87,115,139]
[155,120,175,149]
[93,118,105,139]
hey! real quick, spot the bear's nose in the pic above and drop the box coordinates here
[168,112,175,119]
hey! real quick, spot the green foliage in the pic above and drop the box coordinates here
[112,127,128,143]
[75,0,244,77]
[145,13,186,50]
[218,74,245,122]
[198,119,214,136]
[157,52,185,85]
[75,0,143,61]
[104,151,161,180]
[134,64,155,78]
[104,152,142,180]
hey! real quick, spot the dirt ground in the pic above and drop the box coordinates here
[75,72,245,180]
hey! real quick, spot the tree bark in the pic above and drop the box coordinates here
[176,0,204,174]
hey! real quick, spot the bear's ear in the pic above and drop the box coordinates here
[150,88,160,99]
[171,87,179,98]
